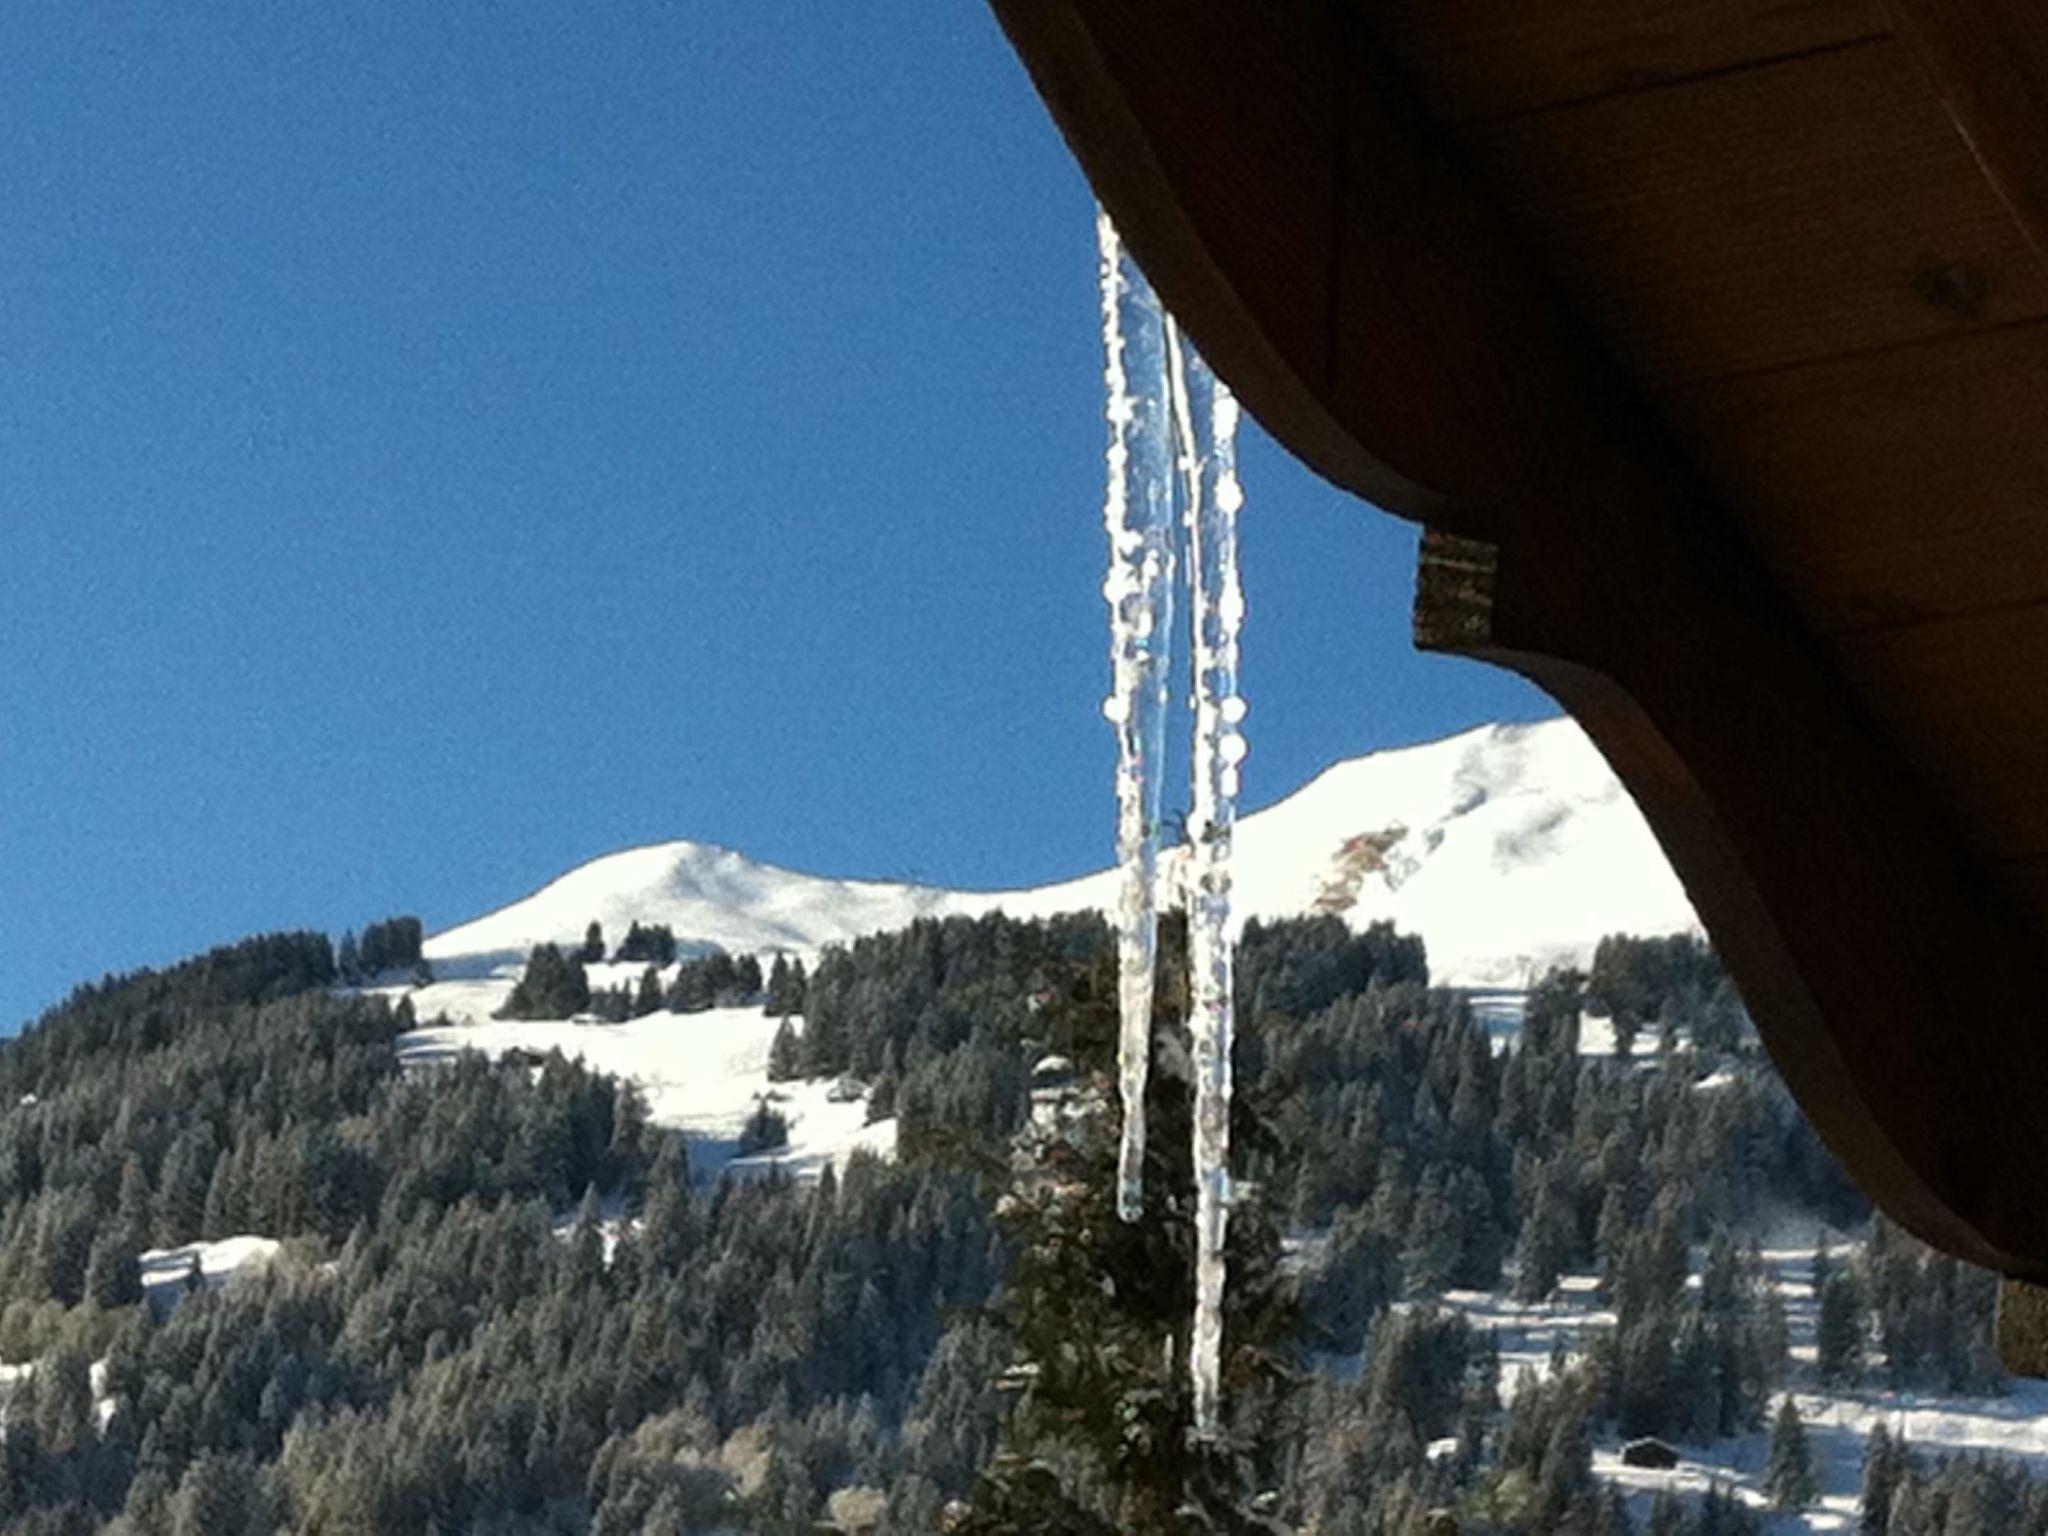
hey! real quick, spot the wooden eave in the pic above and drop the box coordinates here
[989,0,2048,1278]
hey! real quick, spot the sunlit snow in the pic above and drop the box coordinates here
[422,717,1700,995]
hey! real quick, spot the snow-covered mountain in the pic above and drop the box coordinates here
[426,716,1697,993]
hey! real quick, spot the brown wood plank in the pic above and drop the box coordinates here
[1461,39,2048,382]
[1985,799,2048,863]
[1833,602,2048,844]
[1666,322,2048,632]
[1998,858,2048,939]
[1372,0,1884,121]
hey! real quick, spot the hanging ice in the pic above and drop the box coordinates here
[1097,211,1176,1224]
[1168,322,1246,1440]
[1097,211,1247,1431]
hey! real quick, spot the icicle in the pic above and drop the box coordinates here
[1168,320,1245,1440]
[1097,213,1248,1430]
[1097,210,1176,1224]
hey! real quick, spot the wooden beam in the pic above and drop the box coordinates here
[990,0,2048,1277]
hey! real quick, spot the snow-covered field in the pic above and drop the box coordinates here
[394,1000,892,1181]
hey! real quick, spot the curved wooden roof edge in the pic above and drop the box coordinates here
[989,1,2048,1280]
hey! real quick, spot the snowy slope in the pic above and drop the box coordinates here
[427,716,1697,991]
[395,717,1694,1179]
[396,1007,892,1181]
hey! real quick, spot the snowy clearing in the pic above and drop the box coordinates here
[138,1235,281,1303]
[395,1004,893,1181]
[1440,1239,2048,1532]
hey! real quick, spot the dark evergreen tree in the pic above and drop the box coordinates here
[767,1018,803,1083]
[763,953,808,1017]
[496,943,591,1020]
[1765,1397,1816,1509]
[615,922,678,966]
[358,915,424,976]
[634,966,664,1018]
[84,1233,143,1310]
[955,918,1294,1534]
[1861,1422,1909,1535]
[736,1101,789,1156]
[1817,1271,1866,1388]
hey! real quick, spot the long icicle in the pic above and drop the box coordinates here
[1097,210,1176,1223]
[1168,318,1246,1438]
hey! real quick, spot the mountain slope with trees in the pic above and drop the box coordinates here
[0,908,2032,1533]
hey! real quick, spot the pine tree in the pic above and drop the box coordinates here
[763,954,808,1017]
[866,1069,898,1124]
[580,921,606,963]
[1538,1404,1594,1526]
[84,1232,143,1309]
[736,1101,789,1156]
[1861,1422,1903,1535]
[764,954,795,1016]
[171,1454,270,1536]
[956,925,1293,1534]
[156,1130,214,1245]
[31,1348,93,1453]
[1817,1271,1865,1388]
[1765,1398,1816,1509]
[497,943,591,1020]
[634,966,664,1018]
[667,961,714,1015]
[767,1018,803,1083]
[1512,1165,1572,1302]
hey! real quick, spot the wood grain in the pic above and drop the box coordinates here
[1834,602,2048,841]
[1462,39,2048,381]
[1668,321,2048,633]
[1372,0,1883,120]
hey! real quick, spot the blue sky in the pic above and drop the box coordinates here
[0,4,1548,1027]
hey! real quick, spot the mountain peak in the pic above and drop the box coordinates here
[426,716,1697,990]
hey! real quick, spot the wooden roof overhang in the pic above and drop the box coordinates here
[987,2,2048,1283]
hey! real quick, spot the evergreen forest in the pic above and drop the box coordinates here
[0,912,2028,1534]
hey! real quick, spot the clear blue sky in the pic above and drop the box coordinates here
[0,3,1549,1028]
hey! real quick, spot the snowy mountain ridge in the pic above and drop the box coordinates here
[426,716,1698,992]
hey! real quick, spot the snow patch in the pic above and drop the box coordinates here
[395,1007,894,1181]
[139,1235,281,1301]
